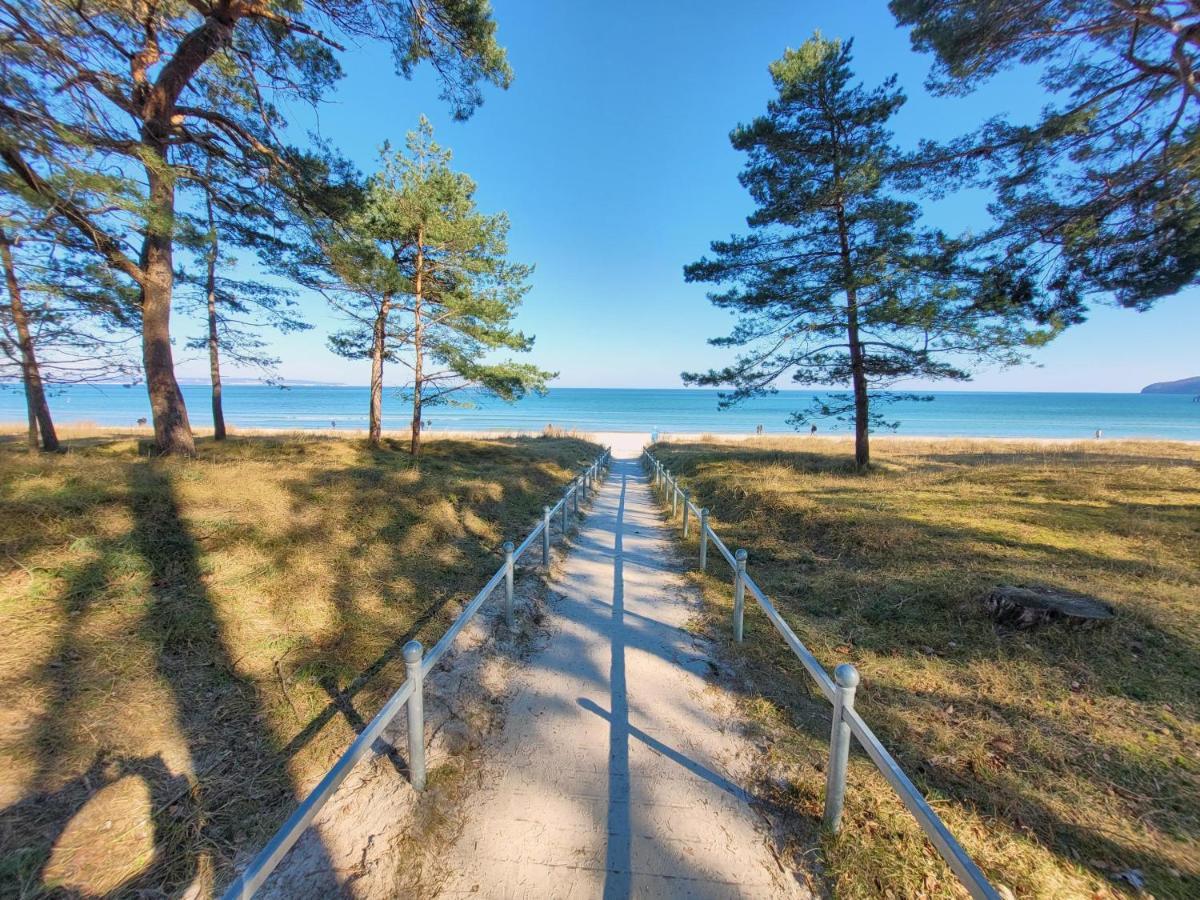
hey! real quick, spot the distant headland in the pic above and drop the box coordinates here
[1141,376,1200,394]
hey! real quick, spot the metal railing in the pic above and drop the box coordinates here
[643,449,999,900]
[222,448,612,899]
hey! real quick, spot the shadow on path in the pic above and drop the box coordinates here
[603,473,630,899]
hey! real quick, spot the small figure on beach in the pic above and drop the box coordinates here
[756,424,763,435]
[331,421,337,428]
[136,417,147,427]
[1095,429,1102,439]
[810,424,818,436]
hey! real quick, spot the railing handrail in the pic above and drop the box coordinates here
[223,448,611,900]
[642,448,998,900]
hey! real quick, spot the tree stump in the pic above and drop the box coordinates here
[982,585,1116,630]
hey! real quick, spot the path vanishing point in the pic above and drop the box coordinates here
[436,442,805,898]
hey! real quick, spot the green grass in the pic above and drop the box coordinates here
[651,437,1200,899]
[0,429,598,897]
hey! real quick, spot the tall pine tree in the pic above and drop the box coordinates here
[287,120,552,453]
[685,35,1061,468]
[177,182,309,440]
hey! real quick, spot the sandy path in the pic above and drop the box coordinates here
[436,446,805,898]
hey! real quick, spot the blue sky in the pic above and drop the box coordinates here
[175,0,1199,392]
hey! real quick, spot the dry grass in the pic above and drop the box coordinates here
[652,436,1200,899]
[0,428,598,897]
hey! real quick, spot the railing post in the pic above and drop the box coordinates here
[699,509,709,571]
[671,481,678,518]
[561,493,569,533]
[503,541,515,630]
[573,477,580,514]
[682,490,691,537]
[733,548,747,642]
[402,640,426,791]
[823,663,860,832]
[542,506,551,570]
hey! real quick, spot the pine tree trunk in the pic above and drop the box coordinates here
[369,293,391,447]
[835,205,870,468]
[205,195,226,440]
[24,388,38,451]
[410,234,425,457]
[207,279,225,441]
[847,315,870,469]
[141,156,195,456]
[1,228,58,452]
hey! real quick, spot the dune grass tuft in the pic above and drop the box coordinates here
[653,436,1199,899]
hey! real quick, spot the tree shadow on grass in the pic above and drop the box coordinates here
[0,461,330,897]
[124,462,323,888]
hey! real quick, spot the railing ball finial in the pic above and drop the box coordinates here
[834,662,860,690]
[402,639,423,665]
[735,547,748,563]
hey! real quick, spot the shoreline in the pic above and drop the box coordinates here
[3,423,1197,452]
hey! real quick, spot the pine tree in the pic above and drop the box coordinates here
[0,204,139,451]
[891,0,1200,310]
[177,184,309,440]
[684,35,1061,468]
[0,0,511,454]
[288,120,552,453]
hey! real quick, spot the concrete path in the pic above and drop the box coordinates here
[436,449,804,899]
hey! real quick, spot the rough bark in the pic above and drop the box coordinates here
[410,234,425,457]
[140,152,195,456]
[127,11,235,454]
[369,292,391,446]
[24,385,38,450]
[0,228,58,452]
[834,204,869,468]
[205,193,226,440]
[846,294,870,469]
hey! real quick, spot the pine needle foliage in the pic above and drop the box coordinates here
[685,35,1064,468]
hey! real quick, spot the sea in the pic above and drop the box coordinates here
[2,384,1199,441]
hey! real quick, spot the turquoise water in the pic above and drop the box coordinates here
[3,384,1199,440]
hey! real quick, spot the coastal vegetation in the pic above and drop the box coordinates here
[178,182,310,442]
[0,0,510,455]
[684,35,1063,469]
[0,1,1196,896]
[3,3,1197,455]
[0,429,597,896]
[652,436,1200,898]
[281,120,551,455]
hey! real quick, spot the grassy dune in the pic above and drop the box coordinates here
[0,430,598,897]
[652,437,1199,899]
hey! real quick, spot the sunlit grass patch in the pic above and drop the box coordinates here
[654,436,1200,899]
